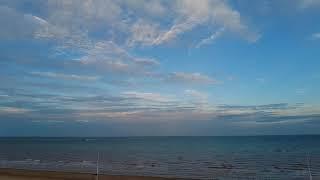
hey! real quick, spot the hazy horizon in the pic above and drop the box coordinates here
[1,134,320,138]
[1,0,320,136]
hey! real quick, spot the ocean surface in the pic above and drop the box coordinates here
[0,136,319,179]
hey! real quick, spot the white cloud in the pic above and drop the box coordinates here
[0,107,31,114]
[1,0,258,48]
[295,88,306,95]
[143,0,167,16]
[78,41,160,74]
[45,120,64,123]
[125,0,167,17]
[0,6,44,39]
[31,71,100,81]
[310,32,320,40]
[227,76,235,81]
[0,91,9,98]
[256,78,266,83]
[80,60,132,73]
[153,16,205,45]
[122,91,174,103]
[196,27,225,48]
[0,5,90,50]
[133,58,160,66]
[47,0,122,24]
[152,0,210,45]
[43,0,166,48]
[299,0,320,8]
[167,72,217,85]
[30,15,48,25]
[153,0,260,45]
[127,19,163,46]
[76,120,89,123]
[184,89,208,100]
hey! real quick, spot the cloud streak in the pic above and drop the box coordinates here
[31,72,100,81]
[152,0,260,46]
[196,27,225,48]
[310,32,320,40]
[166,72,217,85]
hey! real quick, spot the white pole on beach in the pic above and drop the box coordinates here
[96,152,99,180]
[307,153,312,180]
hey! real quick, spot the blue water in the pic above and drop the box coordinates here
[0,136,319,179]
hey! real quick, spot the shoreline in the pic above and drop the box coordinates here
[0,168,177,180]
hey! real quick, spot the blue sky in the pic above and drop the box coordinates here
[0,0,320,136]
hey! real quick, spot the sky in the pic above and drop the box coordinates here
[0,0,320,136]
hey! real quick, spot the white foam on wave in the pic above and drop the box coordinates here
[0,159,96,170]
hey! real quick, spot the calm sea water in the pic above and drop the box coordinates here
[0,136,319,179]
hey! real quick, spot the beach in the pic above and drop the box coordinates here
[0,168,173,180]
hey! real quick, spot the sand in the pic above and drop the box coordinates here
[0,168,176,180]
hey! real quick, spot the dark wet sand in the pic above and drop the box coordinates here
[0,168,178,180]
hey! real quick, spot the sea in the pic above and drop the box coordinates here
[0,135,319,179]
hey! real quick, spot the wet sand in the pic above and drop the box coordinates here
[0,168,176,180]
